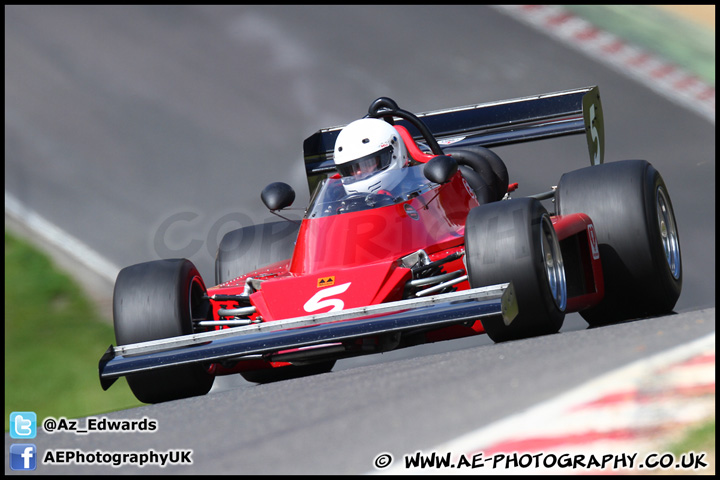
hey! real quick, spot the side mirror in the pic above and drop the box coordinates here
[261,182,295,211]
[423,155,458,185]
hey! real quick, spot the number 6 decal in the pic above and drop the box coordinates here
[303,282,352,313]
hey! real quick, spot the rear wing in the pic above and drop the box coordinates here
[302,86,604,193]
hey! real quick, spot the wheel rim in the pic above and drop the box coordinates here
[656,186,681,279]
[540,215,567,310]
[188,275,208,332]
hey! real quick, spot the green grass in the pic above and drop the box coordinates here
[563,5,715,85]
[667,418,715,473]
[669,418,715,454]
[5,230,141,431]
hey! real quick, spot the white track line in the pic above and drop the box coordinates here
[5,191,120,283]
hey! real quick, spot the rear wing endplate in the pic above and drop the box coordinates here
[303,86,604,193]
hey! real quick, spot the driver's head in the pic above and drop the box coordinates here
[333,118,408,193]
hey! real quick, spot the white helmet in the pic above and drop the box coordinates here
[333,118,408,193]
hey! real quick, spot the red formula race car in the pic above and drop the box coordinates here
[99,86,682,403]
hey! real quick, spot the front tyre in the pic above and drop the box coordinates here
[556,160,682,325]
[113,259,215,403]
[465,197,566,342]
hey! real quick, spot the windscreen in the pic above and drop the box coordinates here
[306,164,436,218]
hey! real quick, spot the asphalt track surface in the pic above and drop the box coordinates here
[4,5,715,475]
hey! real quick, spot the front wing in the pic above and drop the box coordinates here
[99,283,515,390]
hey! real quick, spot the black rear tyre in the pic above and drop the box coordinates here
[556,160,682,325]
[465,197,566,342]
[113,259,214,403]
[215,221,300,285]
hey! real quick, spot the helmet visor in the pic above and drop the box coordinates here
[336,146,394,184]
